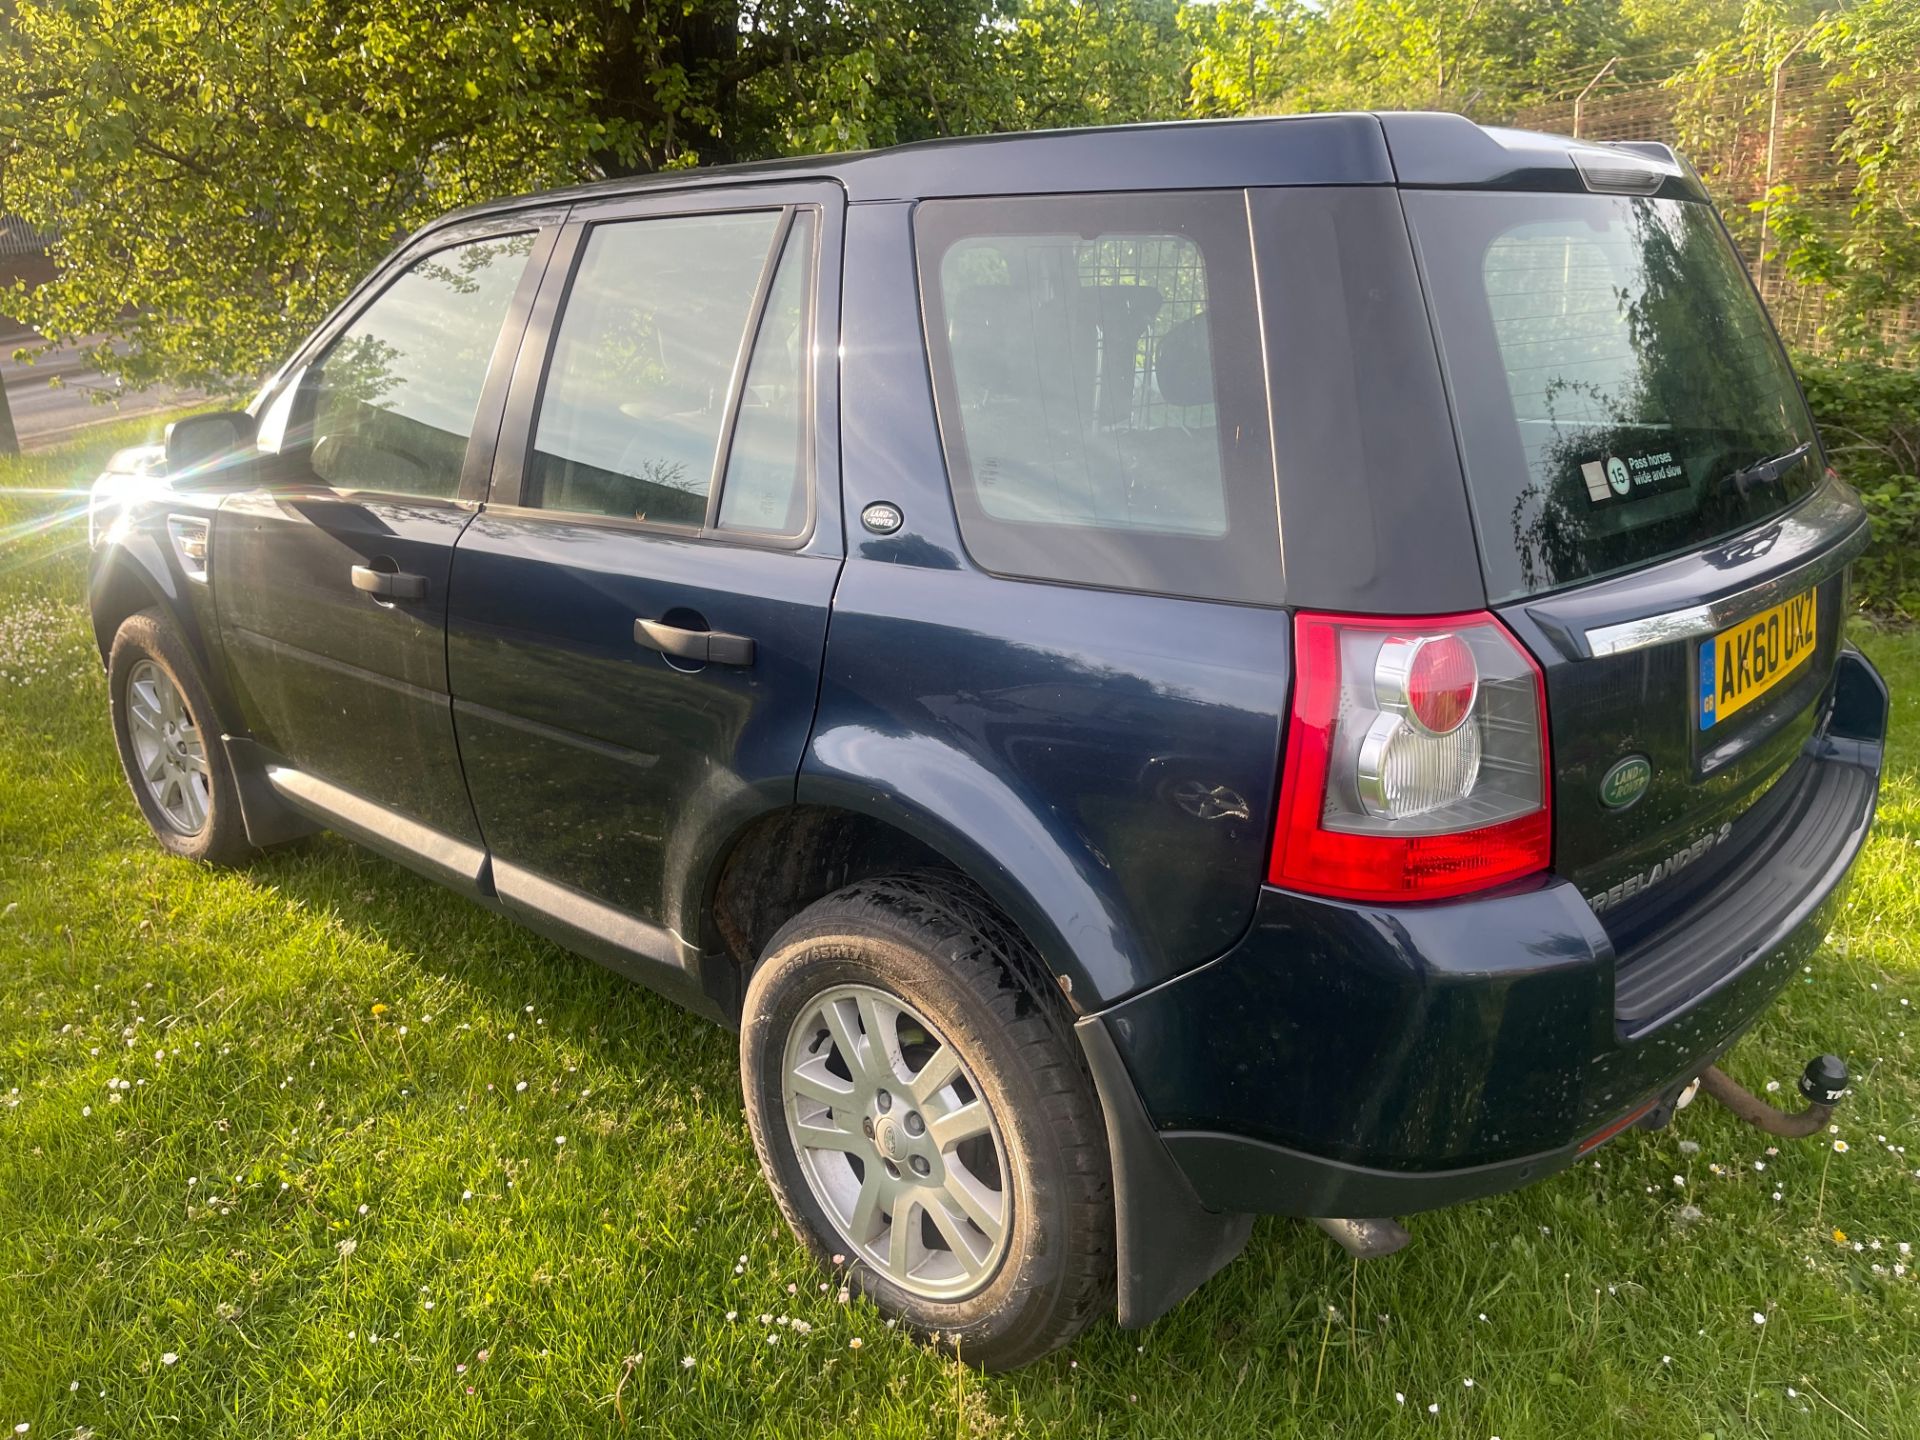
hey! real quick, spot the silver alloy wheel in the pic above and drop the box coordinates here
[782,983,1011,1300]
[125,659,210,835]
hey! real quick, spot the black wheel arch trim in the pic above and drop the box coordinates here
[90,525,249,741]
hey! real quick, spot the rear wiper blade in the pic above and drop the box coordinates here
[1721,441,1814,497]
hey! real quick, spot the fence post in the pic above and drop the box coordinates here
[1572,56,1619,138]
[1756,25,1818,293]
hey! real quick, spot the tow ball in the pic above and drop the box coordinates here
[1696,1054,1849,1140]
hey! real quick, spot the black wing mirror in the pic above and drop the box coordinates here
[163,411,257,485]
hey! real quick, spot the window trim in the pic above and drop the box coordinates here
[487,190,828,550]
[253,216,563,509]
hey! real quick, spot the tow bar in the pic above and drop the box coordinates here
[1696,1054,1849,1139]
[1309,1055,1848,1263]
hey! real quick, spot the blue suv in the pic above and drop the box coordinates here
[87,112,1887,1368]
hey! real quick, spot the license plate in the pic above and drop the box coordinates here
[1698,589,1817,730]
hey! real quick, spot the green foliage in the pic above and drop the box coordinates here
[998,0,1191,131]
[4,0,1916,393]
[1798,353,1920,615]
[0,0,1201,391]
[1671,0,1920,357]
[1180,0,1309,117]
[0,0,623,390]
[1189,0,1642,119]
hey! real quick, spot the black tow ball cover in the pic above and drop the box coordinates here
[1799,1054,1849,1106]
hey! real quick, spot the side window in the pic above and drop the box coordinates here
[939,231,1222,535]
[302,233,533,499]
[527,208,813,535]
[917,193,1278,605]
[719,211,816,534]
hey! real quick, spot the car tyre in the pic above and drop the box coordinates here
[741,870,1114,1370]
[108,608,252,866]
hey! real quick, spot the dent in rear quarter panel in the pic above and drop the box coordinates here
[808,202,1291,1009]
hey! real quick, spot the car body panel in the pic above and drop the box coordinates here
[816,201,1290,1007]
[1098,649,1882,1207]
[440,178,848,1014]
[214,489,487,842]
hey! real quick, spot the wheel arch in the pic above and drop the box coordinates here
[789,732,1163,1012]
[695,775,1116,1019]
[88,531,235,731]
[88,539,173,665]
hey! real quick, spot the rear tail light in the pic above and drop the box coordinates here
[1270,610,1551,902]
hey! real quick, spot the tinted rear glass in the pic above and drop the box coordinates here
[917,192,1280,605]
[1405,192,1820,601]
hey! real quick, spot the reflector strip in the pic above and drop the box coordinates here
[1577,1097,1660,1155]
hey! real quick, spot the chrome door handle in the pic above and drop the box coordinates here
[634,618,754,667]
[351,564,428,601]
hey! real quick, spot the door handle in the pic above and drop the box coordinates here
[634,618,755,667]
[351,564,428,601]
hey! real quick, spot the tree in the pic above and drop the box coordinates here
[1181,0,1311,117]
[0,0,629,389]
[0,0,1023,391]
[0,370,16,458]
[1205,0,1635,116]
[996,0,1191,131]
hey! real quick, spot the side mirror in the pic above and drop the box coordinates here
[163,411,256,483]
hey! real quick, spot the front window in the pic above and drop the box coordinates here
[1405,192,1820,600]
[296,233,534,500]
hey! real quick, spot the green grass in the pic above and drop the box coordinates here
[5,420,1920,1438]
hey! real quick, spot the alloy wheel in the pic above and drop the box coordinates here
[781,984,1010,1300]
[125,659,210,835]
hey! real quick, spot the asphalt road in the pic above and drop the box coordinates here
[2,330,205,449]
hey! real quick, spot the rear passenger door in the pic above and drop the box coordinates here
[446,184,844,1013]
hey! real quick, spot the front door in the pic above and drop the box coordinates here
[446,185,844,1009]
[212,221,556,884]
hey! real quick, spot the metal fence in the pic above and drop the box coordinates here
[0,215,53,260]
[1512,65,1920,357]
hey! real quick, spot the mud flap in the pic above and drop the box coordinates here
[1074,1015,1254,1328]
[223,736,320,848]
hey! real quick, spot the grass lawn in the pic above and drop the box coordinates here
[4,419,1920,1438]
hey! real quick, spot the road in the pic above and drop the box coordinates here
[2,330,206,449]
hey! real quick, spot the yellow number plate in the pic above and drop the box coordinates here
[1698,589,1818,730]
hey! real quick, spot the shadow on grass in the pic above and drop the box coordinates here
[240,831,741,1091]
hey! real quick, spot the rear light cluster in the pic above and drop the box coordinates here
[1270,611,1552,902]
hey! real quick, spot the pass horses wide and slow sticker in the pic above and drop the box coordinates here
[1698,590,1818,730]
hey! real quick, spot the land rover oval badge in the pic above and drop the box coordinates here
[1600,754,1652,810]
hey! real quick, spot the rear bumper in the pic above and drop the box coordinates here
[1089,647,1886,1221]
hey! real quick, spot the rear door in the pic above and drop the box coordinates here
[446,183,843,1012]
[1403,187,1869,943]
[213,219,557,884]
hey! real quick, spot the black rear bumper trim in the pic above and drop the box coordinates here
[1613,749,1877,1035]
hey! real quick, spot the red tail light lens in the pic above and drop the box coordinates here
[1399,633,1477,735]
[1269,610,1552,902]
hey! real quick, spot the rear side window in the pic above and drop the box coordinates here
[1406,191,1821,600]
[719,210,816,535]
[917,193,1279,605]
[527,208,813,536]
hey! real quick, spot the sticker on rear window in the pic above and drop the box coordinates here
[1579,450,1688,508]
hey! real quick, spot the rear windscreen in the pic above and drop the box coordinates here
[1405,191,1821,601]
